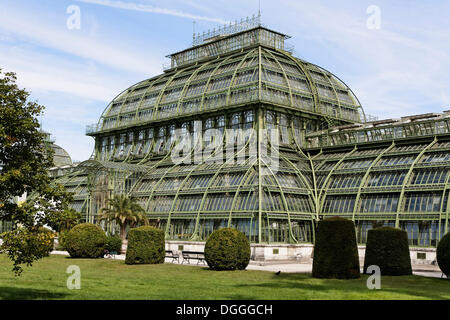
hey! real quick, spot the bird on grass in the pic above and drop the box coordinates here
[275,271,281,275]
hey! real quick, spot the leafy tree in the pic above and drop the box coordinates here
[46,207,81,233]
[99,194,148,241]
[0,68,70,275]
[1,227,56,270]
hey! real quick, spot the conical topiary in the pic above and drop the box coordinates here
[312,217,360,279]
[363,227,412,276]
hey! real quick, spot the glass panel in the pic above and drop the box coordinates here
[360,194,399,213]
[329,174,363,189]
[367,172,406,187]
[404,193,442,212]
[323,195,356,213]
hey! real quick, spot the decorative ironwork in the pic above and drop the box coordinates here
[192,14,262,46]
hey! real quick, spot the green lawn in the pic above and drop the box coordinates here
[0,254,449,300]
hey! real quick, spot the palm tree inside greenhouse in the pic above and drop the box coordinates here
[99,194,148,241]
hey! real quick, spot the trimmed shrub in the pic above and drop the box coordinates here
[65,223,107,258]
[363,227,412,276]
[105,235,122,254]
[125,226,165,265]
[204,228,251,271]
[312,217,360,279]
[437,232,450,277]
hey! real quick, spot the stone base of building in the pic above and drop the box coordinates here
[165,240,437,266]
[357,245,437,266]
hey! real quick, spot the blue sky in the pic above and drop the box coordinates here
[1,0,449,161]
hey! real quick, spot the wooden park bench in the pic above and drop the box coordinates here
[181,251,206,265]
[165,250,180,263]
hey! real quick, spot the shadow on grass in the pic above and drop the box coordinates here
[63,256,104,260]
[225,294,260,300]
[232,273,450,300]
[0,287,68,300]
[375,276,450,300]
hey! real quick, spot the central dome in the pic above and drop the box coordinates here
[88,27,364,135]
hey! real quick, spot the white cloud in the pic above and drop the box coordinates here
[0,2,172,161]
[76,0,229,24]
[0,44,130,102]
[0,8,164,76]
[0,46,113,160]
[274,1,450,118]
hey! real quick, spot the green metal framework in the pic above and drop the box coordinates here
[306,114,450,246]
[47,22,450,247]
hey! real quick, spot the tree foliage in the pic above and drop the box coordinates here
[0,68,70,275]
[105,234,122,254]
[1,227,56,273]
[46,207,81,233]
[99,194,148,241]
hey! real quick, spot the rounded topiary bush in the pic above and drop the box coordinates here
[65,223,107,258]
[312,217,360,279]
[437,232,450,277]
[204,228,251,271]
[363,227,412,276]
[125,226,165,265]
[105,235,122,254]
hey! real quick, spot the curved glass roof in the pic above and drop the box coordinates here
[50,143,73,167]
[88,45,364,135]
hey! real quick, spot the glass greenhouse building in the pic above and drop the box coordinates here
[49,17,450,247]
